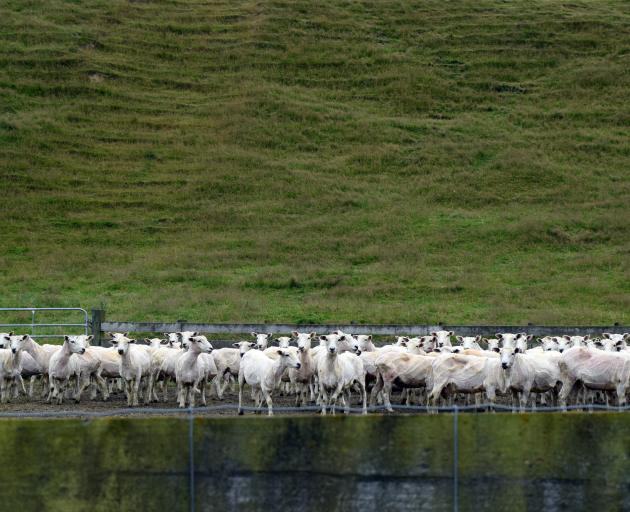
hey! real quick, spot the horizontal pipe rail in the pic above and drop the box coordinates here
[0,323,88,328]
[0,307,89,337]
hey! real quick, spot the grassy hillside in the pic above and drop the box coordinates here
[0,0,628,325]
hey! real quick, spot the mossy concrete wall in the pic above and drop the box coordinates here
[0,413,628,511]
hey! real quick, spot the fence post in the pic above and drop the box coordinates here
[91,309,105,346]
[189,406,195,512]
[453,406,459,512]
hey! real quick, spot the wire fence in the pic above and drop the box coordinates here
[1,402,628,419]
[1,403,627,512]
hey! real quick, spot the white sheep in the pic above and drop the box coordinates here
[109,333,152,406]
[238,348,301,416]
[48,335,89,404]
[175,334,214,408]
[317,333,367,415]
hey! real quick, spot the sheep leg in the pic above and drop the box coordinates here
[74,376,86,403]
[616,383,627,407]
[238,373,245,415]
[28,376,37,398]
[263,389,273,416]
[189,384,197,408]
[330,383,344,416]
[95,373,109,401]
[178,384,186,408]
[132,371,141,406]
[200,379,207,406]
[370,372,384,408]
[163,376,170,402]
[320,387,328,415]
[360,381,367,415]
[382,378,394,413]
[558,375,577,410]
[16,375,26,397]
[125,380,133,406]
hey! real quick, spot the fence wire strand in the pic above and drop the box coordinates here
[0,402,628,419]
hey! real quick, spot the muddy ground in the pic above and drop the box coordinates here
[0,382,386,417]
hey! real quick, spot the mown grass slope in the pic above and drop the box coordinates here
[0,0,628,324]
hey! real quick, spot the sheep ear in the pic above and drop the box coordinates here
[232,343,240,348]
[495,333,502,340]
[584,335,591,341]
[276,349,283,356]
[192,332,199,337]
[624,334,630,341]
[526,335,534,342]
[431,332,437,337]
[291,331,299,338]
[9,331,14,336]
[123,332,129,337]
[319,336,327,342]
[268,333,273,339]
[448,331,454,337]
[456,336,463,343]
[129,339,136,343]
[309,332,316,339]
[402,337,410,342]
[144,338,150,343]
[493,347,500,353]
[86,336,93,343]
[475,335,482,342]
[22,334,28,340]
[105,332,113,338]
[367,335,372,342]
[563,335,571,341]
[64,335,70,342]
[251,332,258,338]
[602,333,611,339]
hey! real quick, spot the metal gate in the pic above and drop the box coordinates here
[0,307,89,339]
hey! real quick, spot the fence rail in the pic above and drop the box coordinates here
[0,307,89,339]
[97,318,628,338]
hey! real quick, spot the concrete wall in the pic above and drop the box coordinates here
[0,413,628,511]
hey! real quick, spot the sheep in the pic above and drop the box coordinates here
[316,333,367,415]
[372,351,435,411]
[211,341,257,400]
[48,335,89,404]
[238,348,301,416]
[9,334,60,399]
[154,331,198,402]
[1,333,42,398]
[175,335,214,408]
[0,335,26,403]
[109,333,152,406]
[288,331,317,406]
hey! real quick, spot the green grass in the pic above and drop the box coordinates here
[0,0,628,325]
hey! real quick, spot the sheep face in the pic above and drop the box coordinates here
[251,332,272,350]
[189,335,213,353]
[293,332,314,353]
[64,335,91,355]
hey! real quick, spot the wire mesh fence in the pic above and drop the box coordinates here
[1,404,629,512]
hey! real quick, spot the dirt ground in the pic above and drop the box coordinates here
[0,380,554,418]
[0,381,376,417]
